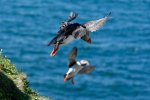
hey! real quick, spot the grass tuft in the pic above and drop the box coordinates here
[0,49,50,100]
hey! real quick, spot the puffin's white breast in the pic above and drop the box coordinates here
[63,35,75,44]
[67,64,83,76]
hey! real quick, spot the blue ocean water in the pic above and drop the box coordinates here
[0,0,150,100]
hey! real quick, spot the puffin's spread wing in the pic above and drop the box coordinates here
[79,66,95,74]
[84,12,111,32]
[68,47,77,68]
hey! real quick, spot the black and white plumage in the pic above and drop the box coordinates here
[64,47,95,85]
[48,12,111,56]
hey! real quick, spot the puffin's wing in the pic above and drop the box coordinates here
[79,66,95,74]
[67,12,78,22]
[68,47,77,68]
[84,12,111,32]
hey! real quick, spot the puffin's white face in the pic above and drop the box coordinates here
[64,68,75,82]
[67,68,75,78]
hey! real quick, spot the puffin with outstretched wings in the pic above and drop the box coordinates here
[48,12,111,56]
[64,47,95,85]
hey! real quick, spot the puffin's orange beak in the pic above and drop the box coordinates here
[64,76,69,82]
[50,47,58,56]
[50,44,60,57]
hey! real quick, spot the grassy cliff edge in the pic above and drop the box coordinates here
[0,50,50,100]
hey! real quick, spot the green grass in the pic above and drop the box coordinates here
[0,49,50,100]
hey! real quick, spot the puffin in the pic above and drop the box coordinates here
[64,47,95,85]
[48,12,111,56]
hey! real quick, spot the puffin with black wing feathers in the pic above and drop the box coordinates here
[48,12,111,56]
[64,47,95,85]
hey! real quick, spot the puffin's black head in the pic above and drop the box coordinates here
[48,40,60,57]
[48,34,64,57]
[48,37,57,46]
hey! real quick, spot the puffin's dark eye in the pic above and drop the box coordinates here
[64,74,66,78]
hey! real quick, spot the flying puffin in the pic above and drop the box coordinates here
[48,12,111,56]
[64,47,95,85]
